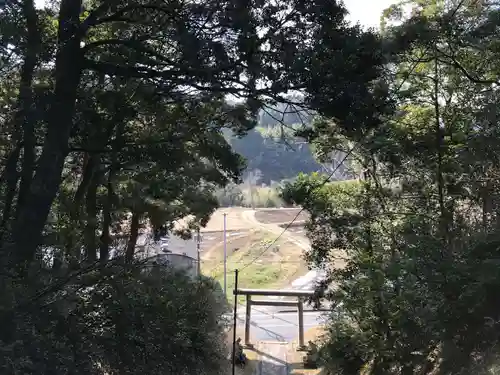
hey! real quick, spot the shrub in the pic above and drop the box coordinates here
[0,264,229,375]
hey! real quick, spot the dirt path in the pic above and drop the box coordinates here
[240,209,346,270]
[201,208,253,232]
[254,209,309,225]
[240,210,310,251]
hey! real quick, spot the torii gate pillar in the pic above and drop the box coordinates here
[235,288,315,350]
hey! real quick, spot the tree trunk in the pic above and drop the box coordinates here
[0,147,21,187]
[482,178,492,232]
[0,0,40,249]
[72,154,97,219]
[15,0,41,218]
[11,0,84,267]
[99,119,125,263]
[125,212,141,264]
[363,162,393,374]
[0,147,21,245]
[84,158,100,262]
[433,56,448,246]
[99,175,113,264]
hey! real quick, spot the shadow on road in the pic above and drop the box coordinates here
[287,352,324,375]
[244,343,304,375]
[251,347,289,365]
[243,345,325,375]
[249,320,286,342]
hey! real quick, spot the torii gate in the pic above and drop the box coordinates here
[235,288,315,349]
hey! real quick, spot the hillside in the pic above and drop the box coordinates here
[224,103,323,185]
[229,128,321,185]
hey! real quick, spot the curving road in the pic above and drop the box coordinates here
[141,208,328,344]
[237,209,327,343]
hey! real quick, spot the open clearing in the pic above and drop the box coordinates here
[203,208,336,375]
[171,208,309,260]
[201,207,308,232]
[200,230,251,258]
[201,208,253,232]
[201,229,308,301]
[254,208,309,225]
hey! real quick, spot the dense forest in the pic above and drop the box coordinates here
[0,0,499,374]
[281,1,500,374]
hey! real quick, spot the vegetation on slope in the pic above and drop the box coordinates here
[282,1,500,374]
[202,230,308,302]
[226,107,325,185]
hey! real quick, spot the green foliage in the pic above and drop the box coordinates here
[0,0,413,372]
[0,265,229,375]
[216,183,287,208]
[285,1,500,374]
[320,322,367,375]
[204,231,307,303]
[226,108,323,184]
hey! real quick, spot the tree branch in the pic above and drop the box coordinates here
[84,4,178,28]
[436,48,499,85]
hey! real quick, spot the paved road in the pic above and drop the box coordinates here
[236,265,329,343]
[134,209,328,345]
[255,342,290,375]
[236,209,330,343]
[249,267,331,327]
[237,308,325,342]
[235,270,329,344]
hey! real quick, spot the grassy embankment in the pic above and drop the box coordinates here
[202,229,308,304]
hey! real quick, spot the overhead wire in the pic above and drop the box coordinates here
[202,147,354,279]
[229,35,473,344]
[236,301,302,326]
[237,148,355,273]
[204,42,432,280]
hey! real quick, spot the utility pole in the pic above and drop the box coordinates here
[231,269,239,375]
[196,228,201,277]
[223,212,227,295]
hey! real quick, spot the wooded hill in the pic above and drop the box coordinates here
[225,103,323,185]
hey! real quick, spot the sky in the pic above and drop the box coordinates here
[344,0,396,29]
[33,0,396,29]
